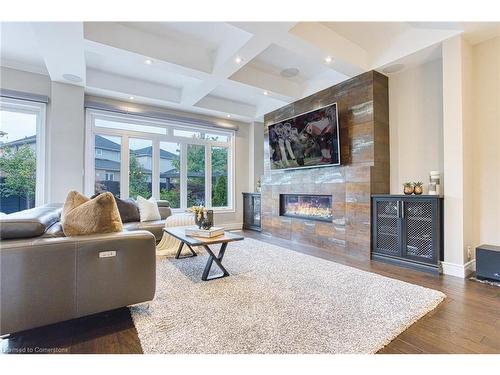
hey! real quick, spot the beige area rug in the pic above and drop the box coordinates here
[130,237,445,354]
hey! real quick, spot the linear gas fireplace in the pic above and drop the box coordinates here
[279,194,333,222]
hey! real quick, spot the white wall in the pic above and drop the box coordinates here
[472,36,500,246]
[248,121,264,191]
[388,36,500,274]
[46,82,85,202]
[389,59,444,194]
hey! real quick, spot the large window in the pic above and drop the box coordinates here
[86,110,234,211]
[0,97,46,213]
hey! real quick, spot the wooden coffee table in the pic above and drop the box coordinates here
[163,226,244,281]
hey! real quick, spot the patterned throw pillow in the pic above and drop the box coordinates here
[61,190,123,236]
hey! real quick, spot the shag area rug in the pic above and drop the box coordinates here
[130,237,445,354]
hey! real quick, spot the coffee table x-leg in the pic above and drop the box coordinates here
[175,241,198,259]
[201,242,229,281]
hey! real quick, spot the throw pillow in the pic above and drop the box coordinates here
[115,197,141,223]
[136,196,161,222]
[61,190,123,236]
[91,192,141,223]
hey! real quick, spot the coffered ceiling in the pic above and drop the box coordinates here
[1,22,499,123]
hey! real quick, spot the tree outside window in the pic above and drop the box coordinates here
[0,145,36,210]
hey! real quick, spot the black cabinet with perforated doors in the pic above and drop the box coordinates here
[371,195,443,274]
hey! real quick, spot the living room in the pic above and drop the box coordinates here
[1,0,500,372]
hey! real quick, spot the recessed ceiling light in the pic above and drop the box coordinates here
[226,114,231,118]
[62,73,82,83]
[235,56,242,64]
[280,67,300,78]
[324,56,333,64]
[129,96,135,100]
[144,59,153,65]
[382,64,405,74]
[263,91,269,96]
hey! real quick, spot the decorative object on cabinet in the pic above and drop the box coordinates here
[243,192,261,232]
[372,195,443,274]
[429,171,441,195]
[256,177,262,193]
[413,182,424,195]
[403,182,414,195]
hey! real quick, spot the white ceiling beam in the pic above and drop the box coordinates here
[181,33,281,106]
[195,95,256,118]
[30,22,86,86]
[86,69,181,103]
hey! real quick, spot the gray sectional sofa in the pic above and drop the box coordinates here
[0,200,171,335]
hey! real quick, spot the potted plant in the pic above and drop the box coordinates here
[403,182,414,195]
[413,182,424,195]
[189,205,207,228]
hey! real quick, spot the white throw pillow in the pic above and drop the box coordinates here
[136,196,161,222]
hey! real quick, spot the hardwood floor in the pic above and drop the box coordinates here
[2,230,499,354]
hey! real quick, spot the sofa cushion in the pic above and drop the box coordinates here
[61,191,123,237]
[136,196,161,222]
[123,220,165,241]
[0,204,62,239]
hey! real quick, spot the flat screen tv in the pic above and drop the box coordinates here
[268,102,340,170]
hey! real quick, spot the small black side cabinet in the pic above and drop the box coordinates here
[243,192,261,232]
[371,195,444,274]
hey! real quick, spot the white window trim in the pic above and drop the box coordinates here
[0,97,46,206]
[85,109,235,213]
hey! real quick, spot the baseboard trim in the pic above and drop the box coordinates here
[441,259,476,278]
[221,222,243,231]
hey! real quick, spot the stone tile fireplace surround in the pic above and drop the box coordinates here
[261,71,390,259]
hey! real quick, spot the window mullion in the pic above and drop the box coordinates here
[121,136,129,199]
[205,145,212,208]
[152,139,160,199]
[180,142,187,209]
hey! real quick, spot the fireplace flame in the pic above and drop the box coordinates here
[284,201,332,219]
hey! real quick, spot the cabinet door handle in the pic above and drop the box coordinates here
[401,201,405,219]
[396,201,400,218]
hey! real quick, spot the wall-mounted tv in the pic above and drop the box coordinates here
[268,102,340,170]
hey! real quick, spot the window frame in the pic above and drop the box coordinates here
[0,97,46,207]
[85,109,234,213]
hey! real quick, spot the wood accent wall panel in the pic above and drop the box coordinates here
[262,71,390,259]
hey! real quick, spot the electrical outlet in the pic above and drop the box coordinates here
[466,246,472,261]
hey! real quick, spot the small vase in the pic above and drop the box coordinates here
[414,186,423,195]
[201,217,212,230]
[195,214,203,229]
[403,186,414,195]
